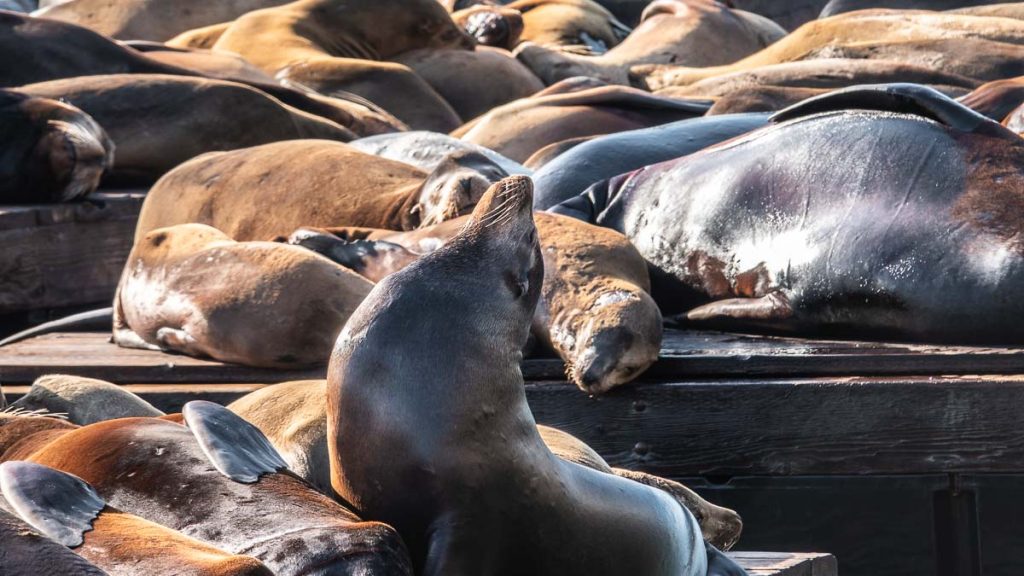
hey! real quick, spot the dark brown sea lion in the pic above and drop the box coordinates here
[327,176,740,575]
[10,375,163,426]
[515,0,785,85]
[118,41,279,84]
[1,461,274,575]
[23,402,413,576]
[553,84,1024,343]
[227,378,744,549]
[0,89,113,204]
[451,4,525,49]
[451,82,710,162]
[705,86,827,115]
[136,141,509,240]
[507,0,631,51]
[114,224,372,367]
[0,507,108,576]
[19,74,356,185]
[210,0,473,131]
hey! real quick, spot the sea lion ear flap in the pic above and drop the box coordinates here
[183,400,288,484]
[0,461,105,547]
[771,83,1003,135]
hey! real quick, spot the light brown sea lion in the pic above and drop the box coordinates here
[166,22,232,49]
[0,507,108,576]
[637,11,1024,89]
[210,0,474,131]
[451,4,525,49]
[704,85,827,115]
[394,47,543,122]
[327,176,742,575]
[1,461,274,576]
[22,403,414,575]
[522,135,593,169]
[136,141,509,240]
[228,378,742,550]
[0,413,77,463]
[515,0,785,85]
[113,224,373,367]
[950,4,1024,19]
[10,375,163,425]
[451,82,710,162]
[821,0,1008,17]
[958,76,1024,121]
[19,74,357,185]
[30,0,289,41]
[0,89,113,204]
[507,0,631,51]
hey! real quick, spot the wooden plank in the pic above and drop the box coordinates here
[728,552,837,576]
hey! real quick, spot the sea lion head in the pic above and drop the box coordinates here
[415,151,510,227]
[454,5,524,49]
[11,375,163,426]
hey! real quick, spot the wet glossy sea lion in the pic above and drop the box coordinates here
[23,402,413,576]
[532,112,769,209]
[350,131,530,175]
[554,84,1024,343]
[451,4,524,49]
[227,378,743,549]
[1,461,274,575]
[137,141,509,241]
[19,74,357,185]
[0,89,113,204]
[11,375,162,425]
[114,224,372,367]
[0,507,108,576]
[210,0,473,131]
[515,0,785,85]
[452,82,710,162]
[327,176,737,575]
[508,0,631,50]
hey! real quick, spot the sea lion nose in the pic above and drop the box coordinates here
[576,327,637,392]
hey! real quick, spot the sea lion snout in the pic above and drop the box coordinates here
[416,152,508,227]
[572,320,659,394]
[32,113,113,203]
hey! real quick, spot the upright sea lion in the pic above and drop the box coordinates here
[114,224,373,367]
[11,375,163,425]
[349,131,530,175]
[507,0,631,51]
[0,89,113,204]
[515,0,785,85]
[0,507,108,576]
[137,141,509,240]
[452,82,710,162]
[554,84,1024,343]
[23,403,413,576]
[1,461,274,576]
[210,0,473,131]
[451,4,525,49]
[227,378,743,549]
[19,74,357,185]
[327,176,741,575]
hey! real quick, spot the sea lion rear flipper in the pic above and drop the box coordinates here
[771,83,1000,134]
[0,461,105,547]
[182,400,288,484]
[683,292,793,323]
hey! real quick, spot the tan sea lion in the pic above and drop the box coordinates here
[136,141,509,240]
[20,74,357,185]
[166,22,232,49]
[228,378,742,549]
[451,4,525,49]
[0,413,77,463]
[210,0,474,131]
[515,0,785,85]
[1,461,274,576]
[327,176,743,575]
[118,41,279,84]
[507,0,631,51]
[451,81,710,162]
[10,375,163,425]
[0,89,113,204]
[114,223,373,367]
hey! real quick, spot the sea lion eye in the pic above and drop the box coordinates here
[506,270,529,298]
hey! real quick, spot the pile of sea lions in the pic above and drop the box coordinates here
[5,0,1024,573]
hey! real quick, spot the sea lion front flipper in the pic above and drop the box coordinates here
[706,542,748,576]
[0,461,105,547]
[771,83,1001,134]
[683,292,793,323]
[182,400,288,484]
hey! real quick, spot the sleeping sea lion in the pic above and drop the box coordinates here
[1,461,273,575]
[136,142,509,240]
[117,42,279,84]
[327,176,742,575]
[451,4,525,49]
[507,0,631,51]
[553,84,1024,344]
[0,89,113,204]
[820,0,1001,17]
[349,131,530,175]
[0,507,108,576]
[11,375,162,425]
[114,224,373,367]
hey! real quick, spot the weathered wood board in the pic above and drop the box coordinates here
[729,552,837,576]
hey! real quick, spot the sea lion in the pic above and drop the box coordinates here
[452,81,710,162]
[210,0,473,131]
[1,461,274,576]
[11,375,162,425]
[0,507,108,576]
[704,86,827,115]
[820,0,1001,17]
[166,22,232,49]
[349,131,530,175]
[452,4,525,50]
[958,76,1024,121]
[136,141,509,241]
[515,0,785,86]
[394,47,544,122]
[19,74,357,185]
[636,11,1024,89]
[532,112,770,209]
[507,0,631,51]
[522,135,594,169]
[114,224,373,367]
[950,4,1024,19]
[0,413,77,463]
[326,175,741,575]
[1002,101,1024,133]
[553,84,1024,343]
[22,402,413,576]
[0,89,113,204]
[118,41,279,84]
